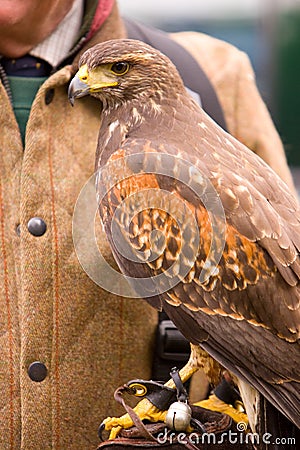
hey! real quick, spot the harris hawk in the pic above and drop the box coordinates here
[68,39,300,442]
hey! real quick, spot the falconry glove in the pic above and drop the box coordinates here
[97,374,253,450]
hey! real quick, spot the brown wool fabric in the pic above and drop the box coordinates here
[0,3,296,450]
[170,31,296,196]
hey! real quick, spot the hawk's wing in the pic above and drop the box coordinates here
[97,102,300,428]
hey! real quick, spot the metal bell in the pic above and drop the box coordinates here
[165,401,192,431]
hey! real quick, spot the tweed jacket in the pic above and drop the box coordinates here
[0,2,296,450]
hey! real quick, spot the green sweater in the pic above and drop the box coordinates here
[8,76,47,145]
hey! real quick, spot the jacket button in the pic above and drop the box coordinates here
[28,361,48,382]
[27,217,47,236]
[45,88,55,105]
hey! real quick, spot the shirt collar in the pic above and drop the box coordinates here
[30,0,84,68]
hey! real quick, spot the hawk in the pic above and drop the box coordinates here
[68,39,300,442]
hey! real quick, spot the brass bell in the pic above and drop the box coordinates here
[165,401,192,431]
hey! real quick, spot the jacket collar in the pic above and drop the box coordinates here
[85,0,115,41]
[69,0,127,72]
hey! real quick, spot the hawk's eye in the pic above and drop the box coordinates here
[110,62,130,75]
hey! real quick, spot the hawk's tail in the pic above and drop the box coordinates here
[257,396,299,450]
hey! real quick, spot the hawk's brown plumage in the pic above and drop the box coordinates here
[69,39,300,433]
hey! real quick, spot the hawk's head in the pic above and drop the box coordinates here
[68,39,185,110]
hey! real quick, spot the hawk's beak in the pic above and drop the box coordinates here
[68,63,119,105]
[68,73,90,106]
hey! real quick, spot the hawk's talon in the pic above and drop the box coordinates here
[108,425,123,440]
[98,422,106,441]
[194,394,248,425]
[101,398,168,439]
[98,421,123,441]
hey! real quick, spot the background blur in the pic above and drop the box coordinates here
[118,0,300,176]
